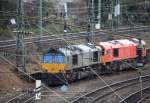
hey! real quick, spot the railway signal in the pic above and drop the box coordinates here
[86,23,91,42]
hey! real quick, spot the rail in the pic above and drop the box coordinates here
[71,74,150,103]
[0,26,150,50]
[120,86,150,103]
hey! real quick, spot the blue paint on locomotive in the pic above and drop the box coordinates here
[41,52,66,73]
[42,53,64,63]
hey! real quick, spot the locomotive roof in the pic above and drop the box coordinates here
[132,38,146,45]
[74,44,98,52]
[97,39,139,49]
[58,44,99,56]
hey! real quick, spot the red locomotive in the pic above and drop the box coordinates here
[97,38,146,71]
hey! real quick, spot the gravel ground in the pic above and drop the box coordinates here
[98,76,150,103]
[0,30,149,103]
[32,64,150,103]
[0,60,34,103]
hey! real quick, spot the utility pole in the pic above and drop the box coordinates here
[38,0,43,51]
[111,0,114,31]
[138,69,143,101]
[98,0,101,29]
[86,0,91,43]
[114,0,117,31]
[114,0,120,30]
[117,0,120,29]
[137,38,144,101]
[118,0,120,26]
[63,0,68,33]
[16,0,26,72]
[91,0,95,44]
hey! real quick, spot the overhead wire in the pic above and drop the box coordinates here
[22,16,72,87]
[1,9,150,19]
[21,0,150,11]
[89,69,127,103]
[0,0,150,17]
[0,8,150,30]
[0,0,149,60]
[0,0,149,102]
[0,55,71,103]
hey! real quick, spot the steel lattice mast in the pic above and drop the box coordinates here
[37,0,43,51]
[91,0,95,44]
[16,0,26,72]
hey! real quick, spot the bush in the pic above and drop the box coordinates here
[0,28,13,40]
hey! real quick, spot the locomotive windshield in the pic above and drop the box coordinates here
[42,53,64,63]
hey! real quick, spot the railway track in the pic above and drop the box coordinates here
[120,86,150,103]
[4,89,59,103]
[119,85,150,103]
[71,74,150,103]
[0,34,86,50]
[0,26,149,51]
[4,92,34,103]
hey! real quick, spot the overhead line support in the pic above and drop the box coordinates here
[38,0,43,51]
[91,0,95,44]
[16,0,26,72]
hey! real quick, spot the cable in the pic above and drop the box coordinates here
[90,69,127,103]
[1,0,150,17]
[1,9,150,19]
[21,1,150,11]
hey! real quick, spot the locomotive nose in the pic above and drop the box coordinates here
[41,63,66,74]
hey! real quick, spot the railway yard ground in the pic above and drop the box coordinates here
[1,0,150,102]
[39,64,150,103]
[0,63,150,103]
[0,29,150,103]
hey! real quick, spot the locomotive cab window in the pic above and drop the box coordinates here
[93,51,98,62]
[102,51,105,56]
[113,48,119,57]
[102,48,105,56]
[72,55,78,65]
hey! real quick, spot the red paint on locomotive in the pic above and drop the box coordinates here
[96,39,146,64]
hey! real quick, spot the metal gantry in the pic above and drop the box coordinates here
[87,0,101,43]
[16,0,26,72]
